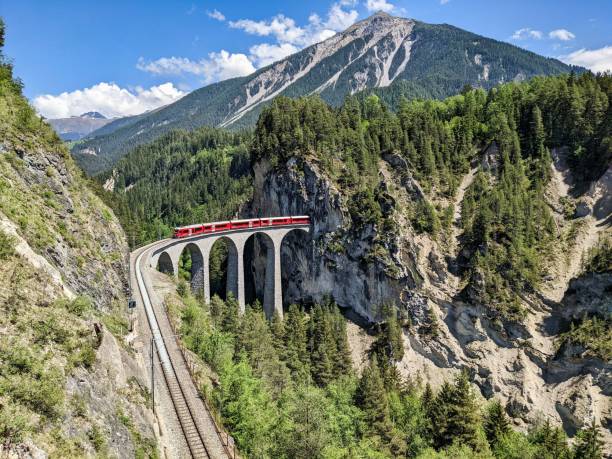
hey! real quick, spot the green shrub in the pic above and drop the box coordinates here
[10,368,65,419]
[557,315,612,361]
[177,279,189,297]
[0,404,31,447]
[584,236,612,274]
[73,342,97,369]
[0,230,15,260]
[349,189,383,228]
[70,395,87,418]
[88,424,107,453]
[64,296,93,316]
[412,200,441,236]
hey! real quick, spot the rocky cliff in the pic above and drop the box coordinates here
[0,46,157,456]
[247,155,424,321]
[246,150,611,446]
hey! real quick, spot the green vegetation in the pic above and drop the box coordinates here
[0,20,156,456]
[117,406,159,459]
[0,230,15,260]
[583,235,612,274]
[98,127,252,246]
[96,66,609,321]
[557,315,612,361]
[0,293,99,449]
[252,72,610,320]
[573,419,606,459]
[368,21,578,111]
[169,288,605,458]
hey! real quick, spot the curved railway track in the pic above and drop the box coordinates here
[135,246,213,459]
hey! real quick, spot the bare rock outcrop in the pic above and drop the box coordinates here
[246,153,611,447]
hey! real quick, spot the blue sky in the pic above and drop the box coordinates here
[2,0,611,118]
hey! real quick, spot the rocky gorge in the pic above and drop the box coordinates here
[245,146,611,447]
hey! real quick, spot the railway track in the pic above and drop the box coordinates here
[135,247,212,459]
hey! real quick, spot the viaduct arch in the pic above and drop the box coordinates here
[149,223,309,319]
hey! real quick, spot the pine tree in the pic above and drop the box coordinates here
[282,386,331,459]
[529,105,546,158]
[237,304,290,396]
[483,399,510,446]
[309,304,335,386]
[283,304,310,379]
[431,371,481,448]
[331,306,353,377]
[381,304,405,362]
[270,310,285,351]
[422,383,435,416]
[529,419,571,459]
[355,356,393,442]
[573,419,604,459]
[429,381,453,448]
[221,293,240,333]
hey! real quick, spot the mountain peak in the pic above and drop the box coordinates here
[80,111,106,119]
[73,16,577,174]
[369,11,393,18]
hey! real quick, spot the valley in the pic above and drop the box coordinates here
[1,7,610,459]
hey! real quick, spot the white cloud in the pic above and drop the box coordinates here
[136,56,205,75]
[207,9,226,21]
[204,50,256,81]
[365,0,395,13]
[249,43,299,67]
[549,29,575,41]
[137,51,255,83]
[326,3,359,30]
[561,45,612,73]
[138,3,359,87]
[229,2,357,47]
[440,0,450,4]
[229,14,307,44]
[33,82,186,119]
[511,28,543,40]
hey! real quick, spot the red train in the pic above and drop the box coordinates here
[172,216,310,238]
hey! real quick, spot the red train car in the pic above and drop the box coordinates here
[172,216,310,239]
[290,216,310,225]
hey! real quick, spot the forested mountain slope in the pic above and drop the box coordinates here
[244,73,611,450]
[0,22,157,457]
[73,12,579,175]
[99,127,252,245]
[101,71,611,455]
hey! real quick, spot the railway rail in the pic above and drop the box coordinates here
[135,246,215,458]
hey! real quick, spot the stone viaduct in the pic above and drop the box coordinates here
[148,223,310,319]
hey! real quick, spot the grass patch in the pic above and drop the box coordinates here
[117,406,159,459]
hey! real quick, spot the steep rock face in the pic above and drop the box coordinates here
[246,156,424,321]
[0,77,155,454]
[546,273,612,391]
[247,154,611,447]
[2,138,127,309]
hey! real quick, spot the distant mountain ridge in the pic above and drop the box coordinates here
[80,111,106,119]
[48,111,113,141]
[73,12,582,175]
